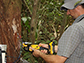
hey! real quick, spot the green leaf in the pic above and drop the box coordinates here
[21,17,27,23]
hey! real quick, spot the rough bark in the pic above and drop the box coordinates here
[0,0,22,62]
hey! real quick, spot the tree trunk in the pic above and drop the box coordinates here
[0,0,22,62]
[30,0,39,44]
[30,0,39,63]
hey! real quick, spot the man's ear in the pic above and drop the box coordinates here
[76,5,84,15]
[75,5,82,14]
[75,5,80,10]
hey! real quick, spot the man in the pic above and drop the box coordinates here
[30,0,84,63]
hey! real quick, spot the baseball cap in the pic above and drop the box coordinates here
[61,0,84,11]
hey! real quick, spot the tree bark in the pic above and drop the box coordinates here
[0,0,22,62]
[30,0,39,44]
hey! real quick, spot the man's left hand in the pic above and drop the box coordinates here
[29,47,42,57]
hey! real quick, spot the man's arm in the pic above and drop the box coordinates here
[32,49,67,63]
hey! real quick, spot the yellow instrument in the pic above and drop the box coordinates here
[22,41,55,54]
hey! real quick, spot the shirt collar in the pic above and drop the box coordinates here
[73,14,84,24]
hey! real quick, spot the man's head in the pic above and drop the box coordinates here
[61,0,84,19]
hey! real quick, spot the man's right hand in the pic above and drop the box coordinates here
[39,43,48,54]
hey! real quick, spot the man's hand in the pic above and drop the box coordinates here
[39,43,58,53]
[39,43,48,48]
[29,47,43,57]
[39,43,48,54]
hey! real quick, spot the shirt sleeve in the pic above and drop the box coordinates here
[57,24,82,58]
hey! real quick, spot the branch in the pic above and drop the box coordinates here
[23,0,32,15]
